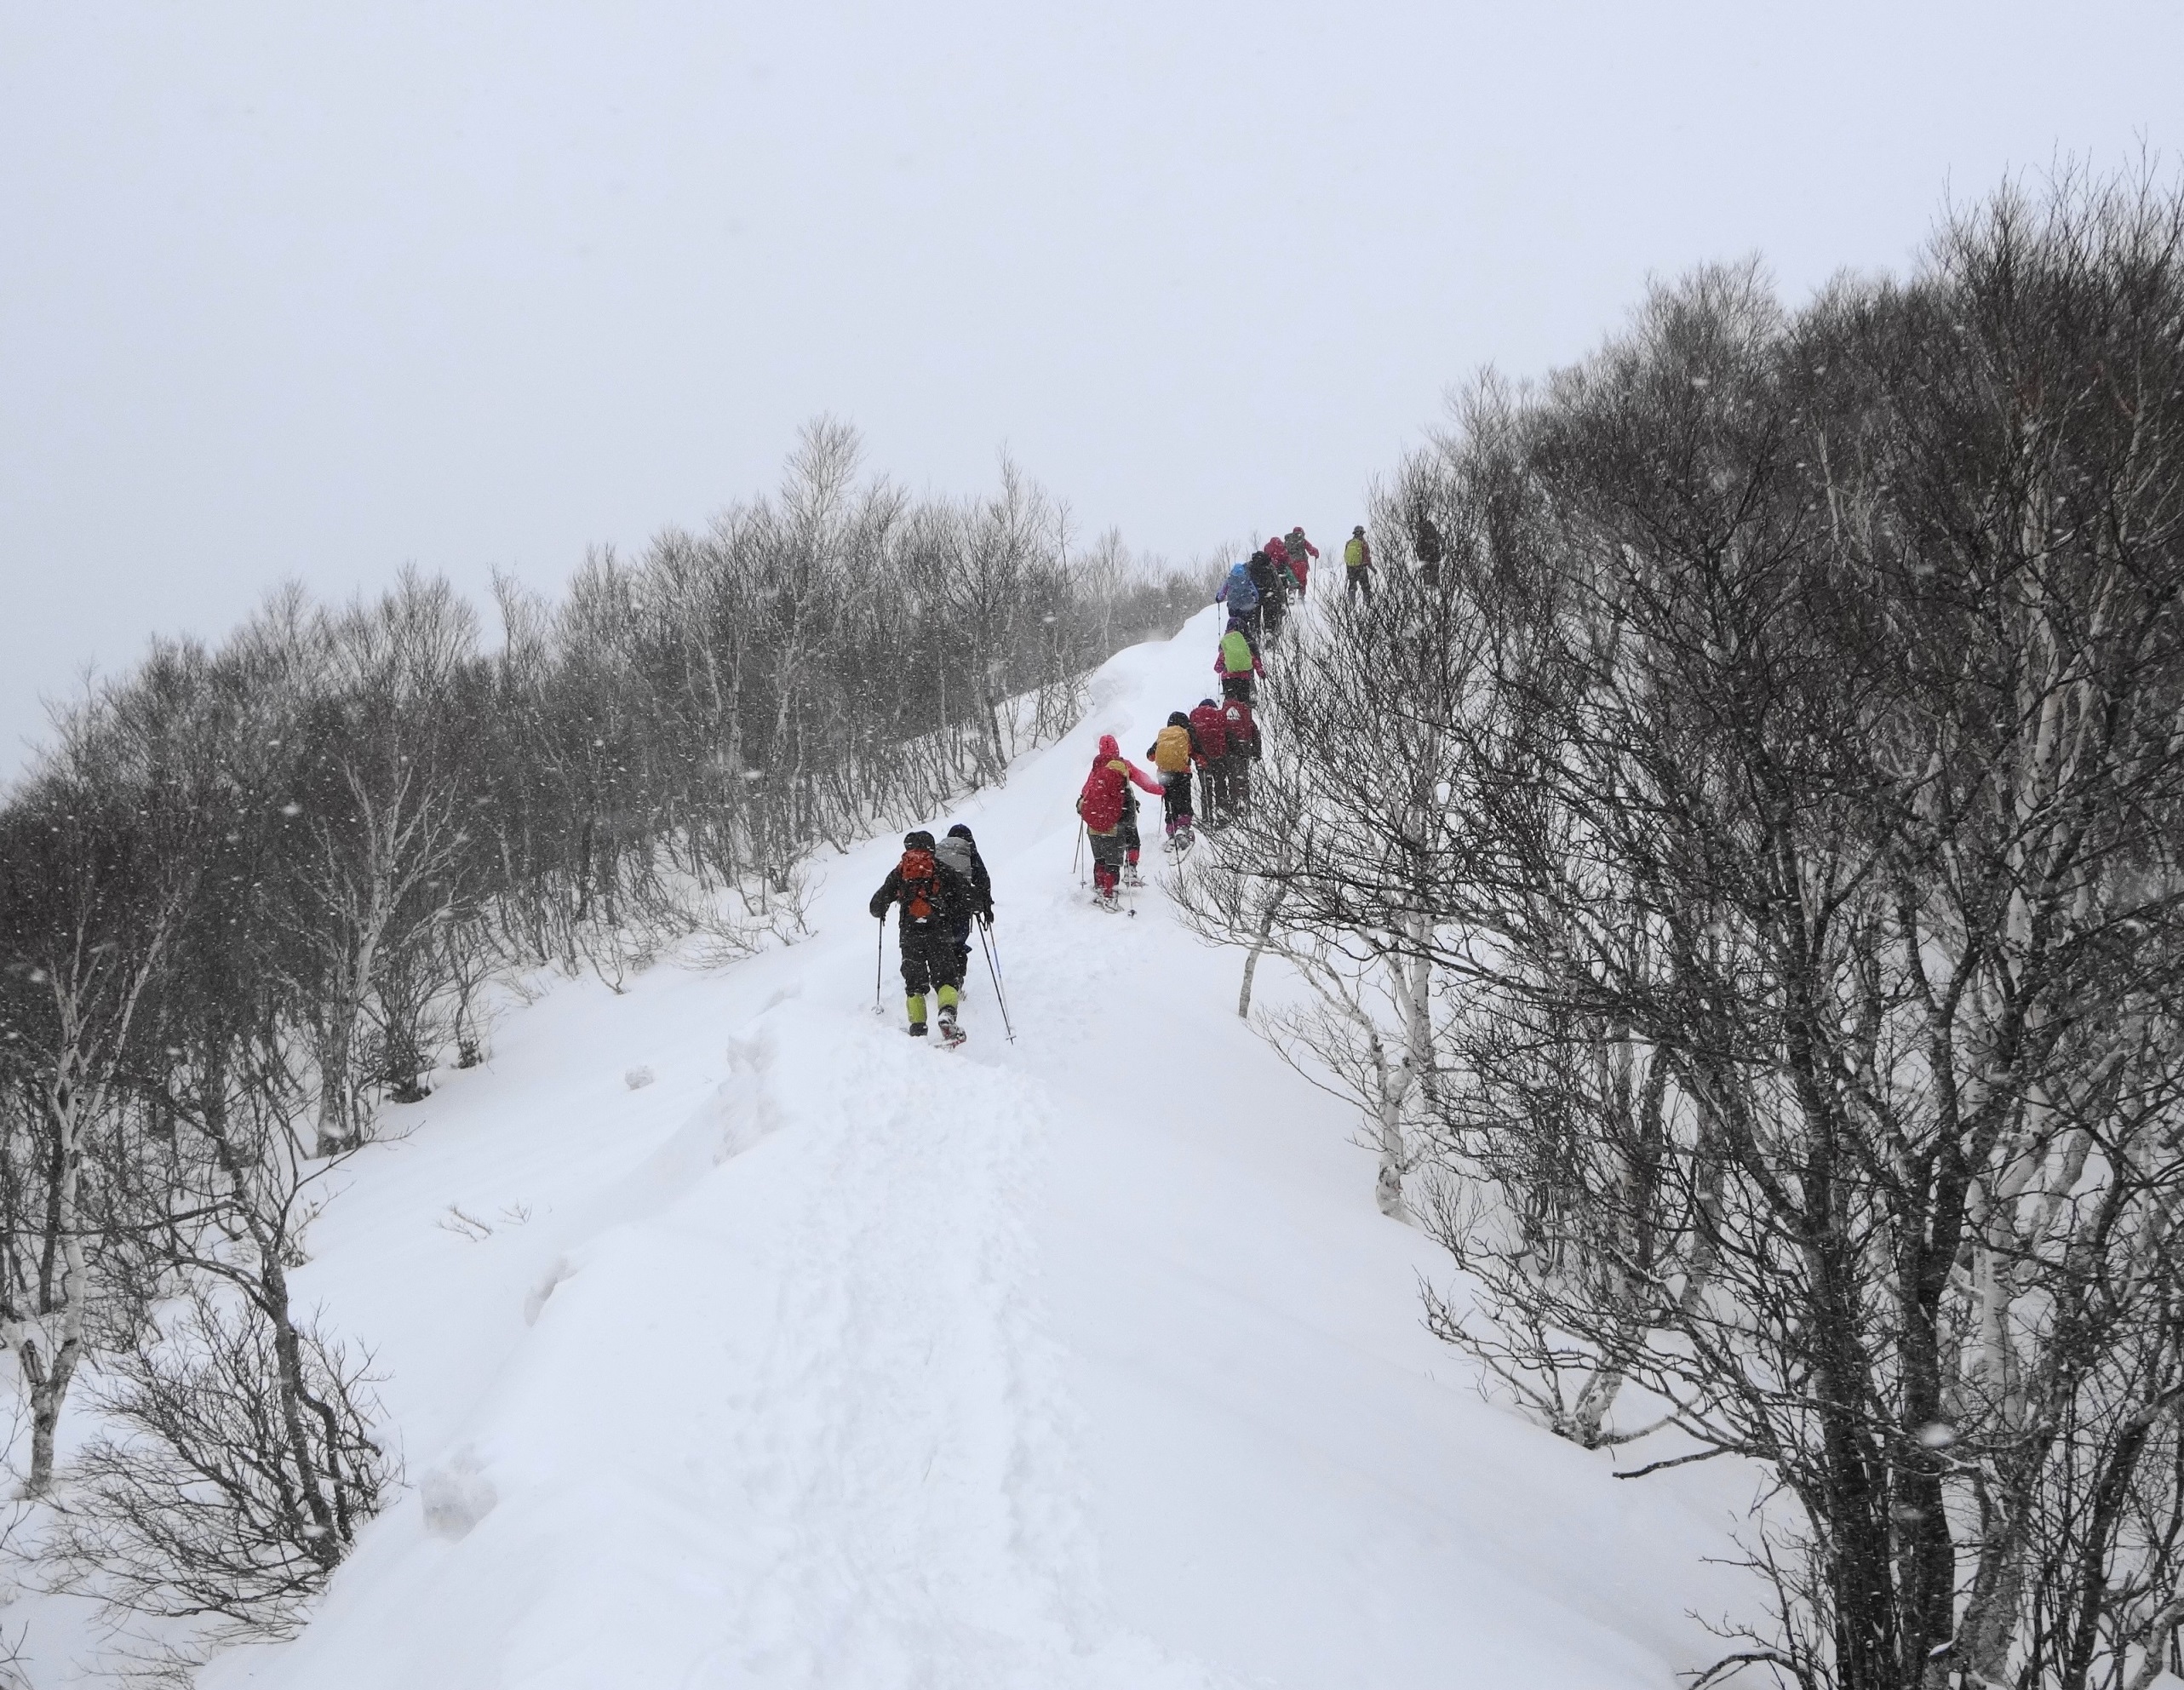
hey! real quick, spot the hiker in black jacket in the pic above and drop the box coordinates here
[1247,549,1284,644]
[932,823,995,988]
[870,829,974,1040]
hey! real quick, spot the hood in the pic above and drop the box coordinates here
[1097,734,1119,759]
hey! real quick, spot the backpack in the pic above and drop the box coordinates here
[897,847,942,923]
[1219,629,1254,676]
[1189,702,1228,759]
[1224,562,1260,612]
[1079,763,1126,834]
[1154,723,1194,773]
[1223,699,1256,752]
[933,835,976,882]
[1344,536,1367,570]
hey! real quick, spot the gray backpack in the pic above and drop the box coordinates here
[934,836,977,881]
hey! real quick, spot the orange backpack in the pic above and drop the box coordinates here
[899,848,941,922]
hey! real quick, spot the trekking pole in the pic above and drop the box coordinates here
[980,921,1016,1043]
[873,919,886,1017]
[1073,822,1085,885]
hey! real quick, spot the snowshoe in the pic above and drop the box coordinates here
[1165,824,1195,856]
[937,1017,966,1049]
[1122,865,1144,889]
[1092,888,1123,913]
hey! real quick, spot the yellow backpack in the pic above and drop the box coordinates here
[1155,724,1194,772]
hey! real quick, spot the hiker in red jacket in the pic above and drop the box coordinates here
[1214,625,1263,703]
[1075,733,1164,909]
[1262,536,1296,644]
[1219,696,1262,816]
[1283,527,1319,593]
[1189,697,1230,827]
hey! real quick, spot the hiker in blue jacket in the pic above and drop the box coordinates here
[1216,558,1263,642]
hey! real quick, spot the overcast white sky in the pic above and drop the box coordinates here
[3,2,2178,769]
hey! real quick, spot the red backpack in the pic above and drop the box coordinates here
[1078,763,1126,834]
[1189,702,1228,759]
[898,847,942,922]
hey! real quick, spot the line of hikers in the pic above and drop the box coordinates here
[1212,524,1318,647]
[1070,521,1365,912]
[1071,685,1264,911]
[1211,519,1391,629]
[872,518,1402,1029]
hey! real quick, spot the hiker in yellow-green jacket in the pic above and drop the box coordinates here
[1344,524,1373,603]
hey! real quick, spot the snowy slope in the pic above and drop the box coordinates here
[173,603,1752,1690]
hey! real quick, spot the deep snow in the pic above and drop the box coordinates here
[95,602,1766,1689]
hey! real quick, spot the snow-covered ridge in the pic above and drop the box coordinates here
[186,604,1745,1690]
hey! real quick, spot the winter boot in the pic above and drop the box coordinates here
[909,1022,929,1037]
[937,1003,965,1046]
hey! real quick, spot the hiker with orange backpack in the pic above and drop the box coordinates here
[1146,710,1203,847]
[1076,734,1165,910]
[870,829,977,1042]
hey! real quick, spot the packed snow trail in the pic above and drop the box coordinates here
[197,604,1748,1690]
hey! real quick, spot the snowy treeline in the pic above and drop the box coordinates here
[1184,175,2184,1690]
[0,421,1201,1665]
